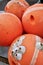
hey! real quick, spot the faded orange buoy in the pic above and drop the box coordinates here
[5,0,29,19]
[0,12,23,46]
[11,0,29,7]
[22,4,43,37]
[8,34,43,65]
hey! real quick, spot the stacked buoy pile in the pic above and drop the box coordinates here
[0,0,43,65]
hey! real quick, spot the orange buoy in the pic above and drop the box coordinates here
[8,34,43,65]
[5,0,29,20]
[22,4,43,38]
[11,0,29,7]
[0,12,23,46]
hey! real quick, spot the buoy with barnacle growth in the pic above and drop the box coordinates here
[8,34,43,65]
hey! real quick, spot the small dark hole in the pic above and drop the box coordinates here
[30,15,34,21]
[41,43,43,46]
[19,47,21,50]
[12,51,13,53]
[16,54,17,56]
[15,50,18,52]
[17,39,19,42]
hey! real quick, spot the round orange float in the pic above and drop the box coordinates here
[0,12,23,46]
[11,0,29,7]
[22,4,43,37]
[5,0,29,19]
[8,34,43,65]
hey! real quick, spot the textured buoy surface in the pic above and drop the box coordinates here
[8,34,43,65]
[5,0,29,19]
[0,12,23,46]
[22,4,43,38]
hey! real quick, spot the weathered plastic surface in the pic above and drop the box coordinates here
[0,0,42,65]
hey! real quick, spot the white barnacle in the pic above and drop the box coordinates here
[36,36,41,42]
[19,46,26,54]
[15,53,22,60]
[40,43,43,50]
[15,36,25,47]
[19,36,25,42]
[36,42,43,50]
[12,50,15,57]
[12,47,19,54]
[11,35,26,61]
[36,35,43,50]
[12,43,17,50]
[16,40,22,47]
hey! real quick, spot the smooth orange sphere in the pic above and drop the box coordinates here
[8,34,43,65]
[0,12,23,46]
[22,4,43,37]
[5,0,29,19]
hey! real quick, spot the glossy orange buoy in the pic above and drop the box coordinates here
[5,0,29,19]
[8,34,43,65]
[0,12,23,46]
[22,4,43,38]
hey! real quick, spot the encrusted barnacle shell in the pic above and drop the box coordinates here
[11,36,26,61]
[15,53,22,60]
[19,46,26,54]
[36,42,42,50]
